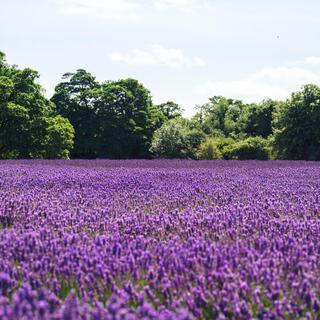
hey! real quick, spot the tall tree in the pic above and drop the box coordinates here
[194,96,245,137]
[108,78,157,158]
[51,69,100,158]
[156,101,183,120]
[240,99,276,138]
[53,73,163,159]
[273,84,320,160]
[0,52,74,159]
[223,101,245,136]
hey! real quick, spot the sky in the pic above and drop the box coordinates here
[1,0,320,116]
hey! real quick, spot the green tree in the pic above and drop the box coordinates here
[103,78,159,158]
[273,84,320,160]
[0,102,30,158]
[0,52,74,159]
[156,101,184,120]
[51,69,100,158]
[95,79,161,158]
[194,96,246,137]
[240,99,276,138]
[53,73,163,159]
[224,101,245,136]
[44,115,75,159]
[150,118,205,159]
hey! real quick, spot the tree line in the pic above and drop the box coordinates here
[1,51,320,160]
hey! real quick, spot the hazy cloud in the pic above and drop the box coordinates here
[294,56,320,66]
[109,44,205,68]
[56,0,210,20]
[195,62,320,103]
[154,0,210,11]
[57,0,140,20]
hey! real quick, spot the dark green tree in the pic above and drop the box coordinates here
[156,101,183,120]
[224,101,245,136]
[103,78,159,158]
[51,69,100,158]
[53,73,163,159]
[240,99,276,138]
[0,102,30,158]
[273,84,320,160]
[0,52,74,159]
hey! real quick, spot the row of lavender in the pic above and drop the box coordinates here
[0,161,320,319]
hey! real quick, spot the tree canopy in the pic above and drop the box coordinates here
[1,51,320,161]
[52,71,163,158]
[273,84,320,160]
[0,52,74,159]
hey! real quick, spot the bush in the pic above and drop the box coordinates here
[223,136,270,160]
[196,139,222,160]
[213,137,235,151]
[184,129,206,158]
[150,119,205,159]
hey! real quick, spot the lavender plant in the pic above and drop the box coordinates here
[0,160,320,319]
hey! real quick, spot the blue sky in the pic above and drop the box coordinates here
[1,0,320,115]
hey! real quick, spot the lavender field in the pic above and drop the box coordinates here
[0,160,320,319]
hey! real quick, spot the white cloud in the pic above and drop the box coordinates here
[55,0,210,20]
[154,0,210,11]
[109,44,205,68]
[298,56,320,66]
[195,60,320,103]
[57,0,141,20]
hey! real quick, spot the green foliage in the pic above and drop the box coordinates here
[214,137,236,151]
[2,50,320,161]
[52,69,100,158]
[150,118,205,159]
[149,119,186,158]
[0,52,74,159]
[194,96,246,137]
[194,96,275,141]
[44,115,75,159]
[58,277,81,300]
[240,99,276,138]
[224,101,245,136]
[223,136,270,160]
[53,72,163,159]
[0,76,14,100]
[273,84,320,160]
[0,102,30,158]
[97,78,159,158]
[155,101,184,120]
[185,129,206,158]
[196,138,222,160]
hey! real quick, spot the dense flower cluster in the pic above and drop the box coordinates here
[0,160,320,319]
